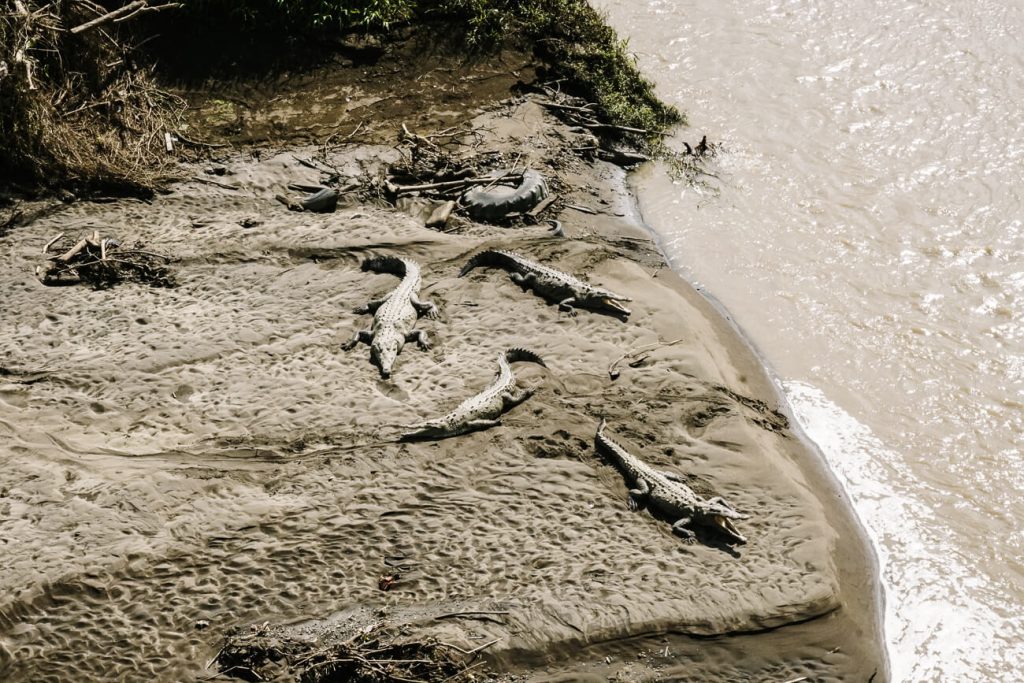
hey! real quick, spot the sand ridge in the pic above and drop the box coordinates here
[0,102,879,681]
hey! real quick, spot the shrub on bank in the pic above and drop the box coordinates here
[0,0,680,194]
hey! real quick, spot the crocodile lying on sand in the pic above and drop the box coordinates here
[401,348,545,440]
[595,419,748,544]
[459,249,632,317]
[343,255,438,379]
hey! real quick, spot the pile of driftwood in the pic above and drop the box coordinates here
[536,90,715,163]
[37,230,174,288]
[215,621,491,683]
[535,92,656,167]
[380,124,557,227]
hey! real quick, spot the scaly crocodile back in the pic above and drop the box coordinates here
[503,348,546,368]
[463,248,617,295]
[362,255,422,315]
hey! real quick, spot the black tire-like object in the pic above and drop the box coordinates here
[463,170,548,221]
[302,188,339,213]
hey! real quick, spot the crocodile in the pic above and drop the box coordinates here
[401,348,545,440]
[595,419,748,544]
[458,249,632,317]
[343,255,438,379]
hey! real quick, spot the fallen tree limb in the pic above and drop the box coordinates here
[69,1,181,34]
[112,1,181,23]
[38,232,174,288]
[583,121,667,136]
[537,100,598,113]
[389,172,523,195]
[608,338,685,380]
[70,0,147,34]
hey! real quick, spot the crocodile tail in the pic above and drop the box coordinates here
[362,254,412,277]
[458,249,520,277]
[595,418,620,455]
[503,348,546,368]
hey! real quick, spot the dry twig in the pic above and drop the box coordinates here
[608,338,686,379]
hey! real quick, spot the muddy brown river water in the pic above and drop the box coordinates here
[601,0,1024,680]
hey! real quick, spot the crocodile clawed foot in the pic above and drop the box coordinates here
[672,524,698,545]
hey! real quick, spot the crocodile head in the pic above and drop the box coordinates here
[600,296,632,316]
[583,292,632,316]
[697,500,749,545]
[371,337,401,379]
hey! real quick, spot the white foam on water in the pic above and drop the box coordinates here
[783,380,1024,681]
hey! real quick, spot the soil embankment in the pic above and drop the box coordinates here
[0,36,886,682]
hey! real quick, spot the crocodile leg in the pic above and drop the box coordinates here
[410,293,439,319]
[509,271,536,290]
[558,297,578,317]
[671,517,698,544]
[353,293,391,314]
[502,386,534,408]
[661,470,685,483]
[628,478,650,511]
[342,330,373,350]
[405,329,431,350]
[466,418,502,431]
[705,496,735,510]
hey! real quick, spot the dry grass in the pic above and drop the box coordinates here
[0,1,187,195]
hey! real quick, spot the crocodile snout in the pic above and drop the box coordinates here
[713,515,747,544]
[371,338,400,380]
[603,297,632,316]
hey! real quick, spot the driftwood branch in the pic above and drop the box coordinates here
[608,338,686,379]
[113,2,181,23]
[538,100,597,114]
[69,1,180,35]
[389,172,523,195]
[437,638,501,656]
[401,122,439,150]
[583,121,666,136]
[70,0,145,33]
[538,98,667,136]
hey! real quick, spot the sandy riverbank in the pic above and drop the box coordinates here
[0,43,886,681]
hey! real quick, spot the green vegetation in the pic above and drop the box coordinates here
[171,0,681,131]
[1,0,680,194]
